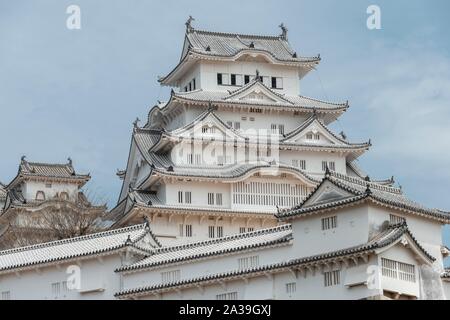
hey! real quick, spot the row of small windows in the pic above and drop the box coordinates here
[184,78,196,92]
[178,224,253,238]
[35,191,69,201]
[292,159,306,170]
[306,132,320,140]
[217,73,283,89]
[178,191,192,204]
[1,291,10,300]
[389,214,405,224]
[208,226,224,238]
[216,292,238,300]
[208,192,223,206]
[324,270,341,287]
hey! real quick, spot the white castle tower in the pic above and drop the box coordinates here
[107,19,374,245]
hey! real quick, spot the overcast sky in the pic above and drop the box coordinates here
[1,0,450,249]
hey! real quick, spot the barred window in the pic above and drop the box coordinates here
[216,193,223,206]
[321,216,337,230]
[208,193,215,205]
[324,270,340,287]
[286,282,296,296]
[178,191,183,204]
[239,227,246,233]
[238,256,259,270]
[208,226,215,238]
[161,270,181,284]
[1,291,11,300]
[185,191,192,204]
[216,292,238,300]
[217,226,223,238]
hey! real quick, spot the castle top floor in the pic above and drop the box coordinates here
[158,19,320,96]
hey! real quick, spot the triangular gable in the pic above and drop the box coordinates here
[225,80,293,105]
[302,179,357,208]
[283,117,346,146]
[171,110,245,141]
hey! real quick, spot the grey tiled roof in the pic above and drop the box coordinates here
[18,158,89,180]
[0,223,161,273]
[115,223,433,298]
[117,224,292,272]
[277,171,450,222]
[172,86,348,111]
[183,28,318,63]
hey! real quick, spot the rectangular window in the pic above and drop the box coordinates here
[193,79,196,90]
[185,191,192,204]
[241,116,247,121]
[161,270,181,284]
[208,226,215,238]
[262,76,270,87]
[62,281,68,293]
[247,227,254,232]
[314,133,320,140]
[322,161,328,171]
[179,224,184,237]
[187,153,193,165]
[195,154,202,165]
[249,117,255,122]
[324,270,340,287]
[234,122,240,130]
[216,193,223,206]
[189,82,192,91]
[238,255,259,270]
[208,193,215,205]
[230,74,237,86]
[286,282,296,296]
[51,282,61,297]
[389,214,405,224]
[185,224,193,237]
[226,121,233,127]
[178,191,183,204]
[217,226,223,238]
[184,86,188,92]
[306,133,313,140]
[217,73,223,85]
[271,124,278,134]
[222,73,229,85]
[278,124,285,135]
[381,258,415,282]
[276,77,283,89]
[329,161,336,171]
[271,77,277,89]
[216,292,238,300]
[321,216,337,230]
[45,183,52,188]
[1,291,11,300]
[299,160,306,170]
[239,227,246,233]
[245,75,251,84]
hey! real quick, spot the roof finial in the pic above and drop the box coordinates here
[133,117,140,129]
[143,215,150,228]
[365,175,371,182]
[21,155,26,163]
[254,69,261,81]
[279,23,288,40]
[365,184,372,195]
[339,131,347,140]
[185,15,195,33]
[391,176,395,183]
[125,234,132,245]
[67,157,72,166]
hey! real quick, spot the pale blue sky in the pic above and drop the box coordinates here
[1,1,450,252]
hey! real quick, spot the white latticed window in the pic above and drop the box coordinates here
[178,191,183,203]
[324,270,340,287]
[216,292,238,300]
[238,256,259,270]
[185,191,192,204]
[161,270,181,284]
[381,258,415,282]
[321,216,337,230]
[208,226,215,238]
[208,193,214,205]
[292,159,306,170]
[233,182,308,207]
[216,193,223,206]
[389,214,405,224]
[51,282,61,296]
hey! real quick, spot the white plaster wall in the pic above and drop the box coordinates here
[289,205,370,257]
[197,61,300,95]
[22,180,79,202]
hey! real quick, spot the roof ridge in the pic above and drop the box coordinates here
[192,28,284,41]
[0,223,147,256]
[330,172,402,194]
[297,94,349,107]
[156,224,292,253]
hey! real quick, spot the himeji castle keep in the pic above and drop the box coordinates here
[0,19,449,300]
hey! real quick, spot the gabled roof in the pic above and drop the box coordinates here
[277,171,450,223]
[160,24,320,86]
[170,82,348,113]
[0,223,161,274]
[115,222,434,298]
[6,157,90,189]
[116,224,292,273]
